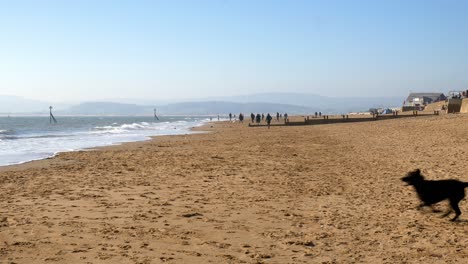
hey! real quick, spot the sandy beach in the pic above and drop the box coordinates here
[1,114,467,263]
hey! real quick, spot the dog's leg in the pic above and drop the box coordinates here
[449,199,462,221]
[416,203,426,210]
[441,209,452,218]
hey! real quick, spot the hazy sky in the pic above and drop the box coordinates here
[1,0,467,102]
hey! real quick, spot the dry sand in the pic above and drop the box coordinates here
[0,114,467,263]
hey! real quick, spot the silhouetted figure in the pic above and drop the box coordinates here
[239,113,244,123]
[319,112,322,117]
[266,113,273,128]
[250,113,255,123]
[261,113,265,121]
[218,115,220,121]
[315,112,318,118]
[284,113,288,122]
[255,114,261,125]
[229,113,232,121]
[276,112,280,121]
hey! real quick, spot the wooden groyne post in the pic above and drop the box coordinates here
[154,108,160,121]
[49,106,57,124]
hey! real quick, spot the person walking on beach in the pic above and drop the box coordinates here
[276,112,280,121]
[261,113,265,121]
[239,113,244,123]
[284,113,288,122]
[266,113,273,128]
[229,113,232,121]
[256,113,261,125]
[250,113,255,123]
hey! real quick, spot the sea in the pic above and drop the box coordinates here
[0,116,212,167]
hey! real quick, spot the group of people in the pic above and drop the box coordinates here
[245,112,289,128]
[226,112,289,128]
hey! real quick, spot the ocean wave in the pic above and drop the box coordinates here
[0,136,17,140]
[0,135,18,140]
[92,122,151,134]
[0,129,17,140]
[0,134,69,141]
[92,121,193,134]
[0,117,206,166]
[94,122,150,130]
[121,123,146,130]
[0,129,15,135]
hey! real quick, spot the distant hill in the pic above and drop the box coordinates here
[62,101,314,115]
[0,95,71,114]
[1,92,406,115]
[91,93,405,113]
[191,93,404,113]
[158,101,313,115]
[64,102,153,115]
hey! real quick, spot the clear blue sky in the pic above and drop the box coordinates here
[1,0,467,102]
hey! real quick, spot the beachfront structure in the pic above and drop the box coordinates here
[404,93,446,107]
[448,90,468,99]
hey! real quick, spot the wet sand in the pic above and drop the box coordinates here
[1,114,467,263]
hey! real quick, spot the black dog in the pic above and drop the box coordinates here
[401,169,468,221]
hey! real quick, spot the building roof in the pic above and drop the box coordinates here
[406,93,446,102]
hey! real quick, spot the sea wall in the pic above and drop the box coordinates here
[401,106,418,112]
[447,98,462,113]
[460,98,468,113]
[423,101,446,112]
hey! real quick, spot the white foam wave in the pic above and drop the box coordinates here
[0,129,15,135]
[0,118,207,167]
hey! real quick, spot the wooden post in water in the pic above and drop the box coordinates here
[154,108,160,121]
[49,106,57,124]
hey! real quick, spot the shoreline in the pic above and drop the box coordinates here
[0,120,212,171]
[0,121,214,172]
[1,115,468,263]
